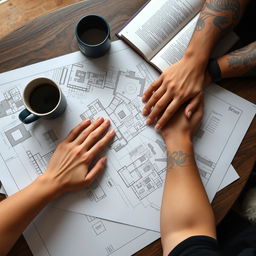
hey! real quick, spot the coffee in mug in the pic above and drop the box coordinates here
[19,77,67,124]
[75,14,111,58]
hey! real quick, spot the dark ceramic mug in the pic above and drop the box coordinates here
[75,14,111,58]
[19,78,67,124]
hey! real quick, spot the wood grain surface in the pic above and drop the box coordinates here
[0,0,255,255]
[0,0,83,38]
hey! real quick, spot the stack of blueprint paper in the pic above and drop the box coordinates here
[0,41,255,256]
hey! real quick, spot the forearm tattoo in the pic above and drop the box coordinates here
[196,0,240,34]
[227,42,256,77]
[167,151,192,171]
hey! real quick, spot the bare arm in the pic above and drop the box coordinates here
[0,118,115,255]
[160,102,215,255]
[142,0,249,130]
[217,41,256,78]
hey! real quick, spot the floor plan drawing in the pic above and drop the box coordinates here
[67,61,146,99]
[4,123,31,147]
[0,41,255,256]
[117,150,164,200]
[0,87,23,118]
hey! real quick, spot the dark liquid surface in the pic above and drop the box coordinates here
[80,28,107,45]
[29,84,59,114]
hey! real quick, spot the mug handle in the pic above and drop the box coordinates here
[19,109,40,124]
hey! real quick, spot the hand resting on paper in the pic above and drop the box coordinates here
[142,56,211,131]
[160,93,204,147]
[0,117,115,256]
[44,117,115,196]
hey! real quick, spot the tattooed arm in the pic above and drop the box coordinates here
[217,41,256,78]
[160,101,216,256]
[142,0,249,130]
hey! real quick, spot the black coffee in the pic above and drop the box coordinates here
[80,28,107,45]
[29,84,60,114]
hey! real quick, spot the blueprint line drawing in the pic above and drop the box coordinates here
[117,149,164,200]
[5,123,31,147]
[0,87,23,117]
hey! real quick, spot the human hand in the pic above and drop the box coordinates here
[161,96,204,147]
[42,117,115,197]
[142,56,210,130]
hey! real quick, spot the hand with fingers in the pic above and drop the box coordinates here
[0,117,115,255]
[43,117,115,197]
[142,56,211,130]
[161,96,204,147]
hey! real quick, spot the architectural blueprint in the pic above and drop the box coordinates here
[24,207,159,256]
[0,41,255,237]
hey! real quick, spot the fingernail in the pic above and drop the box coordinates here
[142,108,147,115]
[83,119,90,124]
[142,95,146,102]
[109,129,115,135]
[187,111,192,119]
[105,119,110,125]
[102,157,107,164]
[155,124,161,130]
[146,118,152,125]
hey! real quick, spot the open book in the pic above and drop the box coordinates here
[117,0,238,72]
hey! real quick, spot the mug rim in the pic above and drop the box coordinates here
[23,77,62,116]
[75,14,110,47]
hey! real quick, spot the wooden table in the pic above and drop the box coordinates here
[0,0,255,255]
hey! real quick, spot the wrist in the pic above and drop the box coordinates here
[34,174,62,202]
[184,45,210,68]
[165,132,193,151]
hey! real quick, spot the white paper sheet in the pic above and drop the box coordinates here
[219,165,239,190]
[25,207,159,256]
[0,41,255,233]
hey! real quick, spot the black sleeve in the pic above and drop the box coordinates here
[168,236,220,256]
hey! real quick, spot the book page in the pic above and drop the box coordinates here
[151,14,239,71]
[120,0,204,60]
[151,14,199,71]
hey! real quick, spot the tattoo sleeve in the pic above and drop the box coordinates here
[167,151,193,171]
[196,0,241,34]
[227,42,256,77]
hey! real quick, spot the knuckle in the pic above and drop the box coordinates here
[72,147,82,157]
[167,84,175,91]
[152,83,158,90]
[59,143,72,152]
[66,143,74,151]
[98,139,107,149]
[155,102,165,110]
[70,127,76,134]
[80,130,88,139]
[152,93,159,101]
[177,92,185,100]
[82,153,92,164]
[90,131,99,140]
